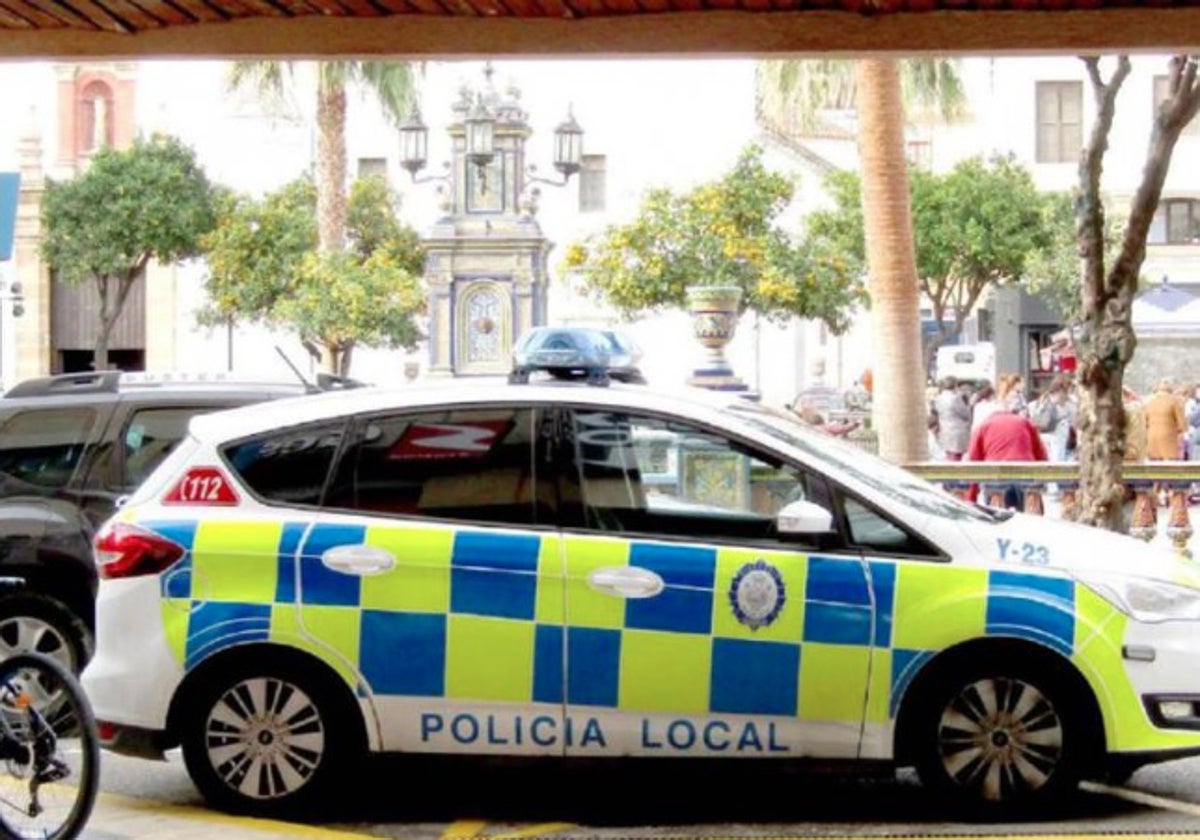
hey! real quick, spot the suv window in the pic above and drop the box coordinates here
[0,408,96,492]
[121,407,203,489]
[325,407,549,526]
[223,421,347,507]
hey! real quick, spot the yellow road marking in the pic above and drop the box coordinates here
[488,822,575,839]
[1081,780,1200,818]
[439,819,489,839]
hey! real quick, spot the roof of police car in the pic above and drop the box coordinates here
[188,379,770,441]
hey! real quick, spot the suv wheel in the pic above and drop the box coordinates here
[0,594,91,674]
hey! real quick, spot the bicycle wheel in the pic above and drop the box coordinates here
[0,652,99,840]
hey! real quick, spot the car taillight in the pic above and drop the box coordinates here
[94,522,185,580]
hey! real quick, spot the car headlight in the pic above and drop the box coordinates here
[1075,572,1200,623]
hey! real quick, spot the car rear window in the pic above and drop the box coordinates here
[222,421,347,506]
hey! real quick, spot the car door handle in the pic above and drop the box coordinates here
[321,544,396,576]
[587,566,664,598]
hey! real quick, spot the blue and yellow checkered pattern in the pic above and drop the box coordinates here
[144,518,1082,729]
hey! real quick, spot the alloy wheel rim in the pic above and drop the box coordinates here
[0,616,76,673]
[937,676,1064,801]
[204,676,326,800]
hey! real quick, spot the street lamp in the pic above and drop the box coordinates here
[399,104,450,185]
[527,105,584,187]
[398,64,584,205]
[464,94,495,170]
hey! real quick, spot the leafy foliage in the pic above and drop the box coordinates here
[274,250,424,353]
[199,175,425,373]
[41,134,219,368]
[199,179,316,326]
[805,154,1064,357]
[756,59,968,136]
[561,145,866,332]
[1023,189,1132,327]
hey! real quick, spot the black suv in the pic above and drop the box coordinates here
[0,370,313,673]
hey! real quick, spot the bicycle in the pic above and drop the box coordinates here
[0,579,99,840]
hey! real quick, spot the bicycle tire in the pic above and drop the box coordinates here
[0,652,100,840]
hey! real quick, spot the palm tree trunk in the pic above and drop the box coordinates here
[855,59,928,464]
[316,78,347,254]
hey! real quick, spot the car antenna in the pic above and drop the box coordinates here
[275,346,320,394]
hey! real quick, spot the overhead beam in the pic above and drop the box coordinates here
[2,7,1200,60]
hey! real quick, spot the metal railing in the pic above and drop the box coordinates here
[904,460,1200,556]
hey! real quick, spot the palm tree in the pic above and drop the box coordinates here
[757,58,966,464]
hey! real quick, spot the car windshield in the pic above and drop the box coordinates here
[726,400,1000,523]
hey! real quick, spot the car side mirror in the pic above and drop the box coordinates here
[777,499,834,535]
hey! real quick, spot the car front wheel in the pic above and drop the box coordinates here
[913,662,1089,814]
[181,661,356,816]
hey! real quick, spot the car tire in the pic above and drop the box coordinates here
[0,593,92,675]
[180,658,360,817]
[911,657,1090,816]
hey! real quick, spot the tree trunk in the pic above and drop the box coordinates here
[93,275,112,371]
[855,59,928,464]
[316,78,347,254]
[1074,56,1198,530]
[319,342,337,374]
[339,342,354,377]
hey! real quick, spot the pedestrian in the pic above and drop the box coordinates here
[1030,375,1074,462]
[1124,386,1149,464]
[933,376,972,461]
[1185,382,1200,461]
[969,382,1000,435]
[998,373,1028,417]
[1145,378,1187,504]
[966,405,1050,509]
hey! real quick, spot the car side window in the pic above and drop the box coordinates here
[0,408,95,492]
[842,495,942,558]
[222,421,347,507]
[324,407,551,527]
[564,409,837,546]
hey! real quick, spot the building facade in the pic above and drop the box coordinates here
[2,55,1199,404]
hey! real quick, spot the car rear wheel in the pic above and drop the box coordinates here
[0,595,91,675]
[913,660,1088,814]
[180,661,357,817]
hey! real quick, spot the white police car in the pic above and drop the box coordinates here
[81,373,1200,816]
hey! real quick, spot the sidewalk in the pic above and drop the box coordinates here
[84,790,377,840]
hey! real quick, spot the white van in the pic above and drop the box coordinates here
[935,341,996,385]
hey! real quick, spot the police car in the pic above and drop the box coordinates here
[81,372,1200,817]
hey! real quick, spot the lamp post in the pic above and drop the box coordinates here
[398,63,585,212]
[396,63,586,378]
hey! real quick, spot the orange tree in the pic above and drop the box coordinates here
[199,174,424,376]
[561,145,866,331]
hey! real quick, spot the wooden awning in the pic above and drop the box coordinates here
[2,1,1199,63]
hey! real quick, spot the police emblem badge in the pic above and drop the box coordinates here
[729,559,785,630]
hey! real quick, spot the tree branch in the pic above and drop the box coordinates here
[1110,55,1200,294]
[1078,56,1131,316]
